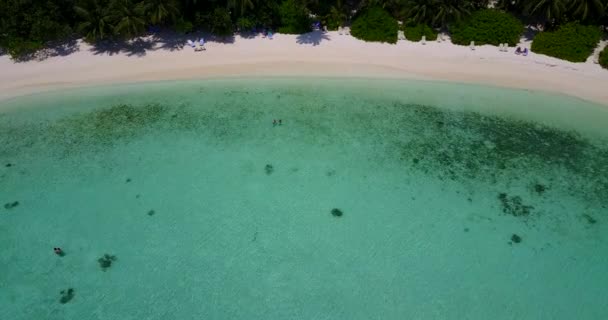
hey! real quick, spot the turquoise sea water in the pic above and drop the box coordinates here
[1,78,607,319]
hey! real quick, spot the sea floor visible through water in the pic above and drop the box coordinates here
[1,78,607,319]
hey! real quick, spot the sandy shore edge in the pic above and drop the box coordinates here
[1,32,607,105]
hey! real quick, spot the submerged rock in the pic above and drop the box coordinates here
[59,288,75,304]
[97,254,117,271]
[533,183,548,195]
[582,214,597,225]
[331,208,343,217]
[511,234,522,244]
[498,193,533,217]
[264,164,274,175]
[3,201,19,210]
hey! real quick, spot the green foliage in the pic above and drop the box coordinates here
[450,9,524,46]
[139,0,179,25]
[403,24,437,41]
[227,0,255,18]
[111,0,146,38]
[0,0,74,57]
[278,0,312,34]
[236,17,255,31]
[405,0,472,28]
[531,23,602,62]
[351,6,398,44]
[525,0,569,22]
[74,0,113,42]
[323,2,347,30]
[209,8,234,37]
[172,17,193,34]
[600,45,608,69]
[5,39,44,58]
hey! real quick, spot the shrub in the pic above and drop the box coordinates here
[236,17,255,32]
[600,45,608,69]
[403,24,437,42]
[323,5,347,31]
[5,38,44,58]
[172,17,193,34]
[531,23,602,62]
[278,0,311,34]
[209,8,233,37]
[450,9,523,46]
[351,7,398,44]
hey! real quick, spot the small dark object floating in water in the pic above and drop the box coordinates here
[533,183,547,195]
[331,208,343,217]
[59,288,75,304]
[4,201,19,210]
[54,247,65,257]
[265,164,274,175]
[98,254,117,271]
[511,234,522,244]
[5,163,12,167]
[582,214,597,225]
[126,178,131,183]
[147,210,155,216]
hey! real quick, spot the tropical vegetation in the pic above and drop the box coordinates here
[600,45,608,68]
[531,22,602,62]
[350,6,398,43]
[0,0,607,62]
[450,9,524,46]
[403,24,438,41]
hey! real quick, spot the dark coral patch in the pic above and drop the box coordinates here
[331,208,343,217]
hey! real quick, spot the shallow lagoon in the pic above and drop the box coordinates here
[1,78,607,319]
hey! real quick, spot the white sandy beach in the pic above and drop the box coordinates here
[1,31,607,105]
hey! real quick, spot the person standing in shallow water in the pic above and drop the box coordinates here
[273,119,277,126]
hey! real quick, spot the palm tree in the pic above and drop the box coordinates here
[569,0,605,20]
[110,0,146,37]
[406,0,471,28]
[524,0,569,23]
[227,0,255,17]
[325,0,348,29]
[433,0,471,27]
[139,0,180,25]
[406,0,436,25]
[74,0,113,41]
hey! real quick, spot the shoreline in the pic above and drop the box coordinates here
[1,32,608,105]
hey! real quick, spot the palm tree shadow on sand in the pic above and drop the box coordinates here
[89,31,235,56]
[296,30,331,46]
[10,38,80,63]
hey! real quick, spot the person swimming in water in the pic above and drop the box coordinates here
[54,247,65,256]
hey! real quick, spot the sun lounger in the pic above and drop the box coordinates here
[338,27,343,35]
[398,30,405,40]
[515,47,522,55]
[186,40,196,49]
[344,27,350,35]
[522,48,528,56]
[421,35,426,45]
[469,41,475,50]
[198,38,206,51]
[267,31,273,39]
